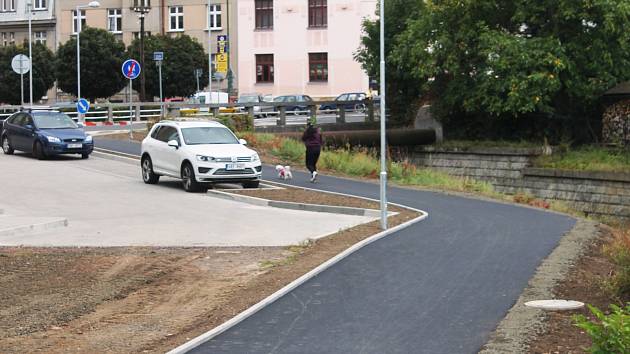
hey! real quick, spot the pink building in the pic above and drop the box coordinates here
[236,0,376,99]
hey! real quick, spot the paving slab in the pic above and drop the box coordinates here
[0,153,374,247]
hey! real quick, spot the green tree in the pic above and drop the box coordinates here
[357,0,630,142]
[127,34,208,99]
[0,42,55,105]
[55,27,126,101]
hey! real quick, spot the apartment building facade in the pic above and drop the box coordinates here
[237,0,376,99]
[55,0,237,92]
[0,0,57,50]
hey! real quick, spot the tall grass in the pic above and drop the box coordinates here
[535,146,630,173]
[240,132,494,195]
[604,228,630,299]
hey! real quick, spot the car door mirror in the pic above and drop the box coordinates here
[76,122,84,128]
[24,124,34,131]
[239,138,247,145]
[167,139,179,149]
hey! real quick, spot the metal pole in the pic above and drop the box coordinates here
[27,2,33,106]
[139,14,146,102]
[129,78,133,138]
[379,0,388,230]
[158,61,163,118]
[211,0,216,101]
[76,5,82,122]
[196,69,200,93]
[20,73,24,106]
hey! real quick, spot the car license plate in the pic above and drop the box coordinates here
[67,143,82,149]
[226,163,245,170]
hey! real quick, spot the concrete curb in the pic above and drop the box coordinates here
[207,189,391,217]
[0,217,69,238]
[166,210,428,354]
[93,148,140,165]
[479,219,601,354]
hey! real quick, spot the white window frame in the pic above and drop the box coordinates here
[207,4,222,30]
[72,9,87,34]
[107,9,122,33]
[34,31,47,44]
[34,0,46,10]
[169,6,184,32]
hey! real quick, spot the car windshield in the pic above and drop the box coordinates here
[181,127,239,145]
[33,112,78,129]
[238,96,259,103]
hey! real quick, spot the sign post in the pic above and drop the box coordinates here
[153,51,164,118]
[216,35,228,76]
[195,68,202,94]
[122,59,141,139]
[76,98,90,119]
[11,54,30,106]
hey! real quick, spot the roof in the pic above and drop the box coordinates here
[605,81,630,96]
[159,120,226,128]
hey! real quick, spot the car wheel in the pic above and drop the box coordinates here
[1,136,14,155]
[141,156,160,184]
[33,141,47,160]
[182,163,204,192]
[81,153,90,159]
[242,181,260,189]
[355,104,366,114]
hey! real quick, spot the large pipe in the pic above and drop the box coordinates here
[277,129,436,148]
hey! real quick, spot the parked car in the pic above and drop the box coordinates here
[1,109,94,160]
[236,93,275,117]
[140,120,262,192]
[320,92,367,113]
[194,91,229,105]
[273,95,313,115]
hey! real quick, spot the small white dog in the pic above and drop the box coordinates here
[275,165,293,180]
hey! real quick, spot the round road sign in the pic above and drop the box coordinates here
[122,59,141,80]
[11,54,31,75]
[77,98,90,114]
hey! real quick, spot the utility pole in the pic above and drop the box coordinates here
[379,0,388,230]
[132,0,151,102]
[27,1,33,106]
[226,0,233,96]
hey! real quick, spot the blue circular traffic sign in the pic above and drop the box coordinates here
[122,59,141,80]
[77,98,90,114]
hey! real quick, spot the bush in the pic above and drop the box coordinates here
[215,114,253,133]
[574,304,630,354]
[604,229,630,298]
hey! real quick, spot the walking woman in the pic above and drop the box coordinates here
[302,121,323,182]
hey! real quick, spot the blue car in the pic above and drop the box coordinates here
[320,92,367,112]
[1,109,94,160]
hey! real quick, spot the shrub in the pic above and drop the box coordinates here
[604,229,630,298]
[574,304,630,354]
[214,114,253,132]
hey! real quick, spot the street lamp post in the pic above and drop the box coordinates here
[207,0,212,102]
[132,0,151,102]
[76,1,100,122]
[27,1,33,106]
[379,0,388,230]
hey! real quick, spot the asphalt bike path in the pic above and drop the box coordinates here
[95,137,575,354]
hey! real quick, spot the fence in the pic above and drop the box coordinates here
[0,99,381,127]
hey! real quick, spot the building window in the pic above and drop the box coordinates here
[9,32,14,45]
[72,10,87,34]
[256,54,274,83]
[108,9,122,33]
[1,0,15,12]
[132,0,150,8]
[1,33,6,46]
[255,0,273,30]
[308,0,327,28]
[208,4,221,30]
[34,0,46,10]
[309,53,328,82]
[133,31,152,40]
[169,6,184,31]
[34,31,46,44]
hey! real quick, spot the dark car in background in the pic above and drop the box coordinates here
[236,93,275,117]
[320,92,367,113]
[1,109,94,160]
[273,95,313,115]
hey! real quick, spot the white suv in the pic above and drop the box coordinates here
[140,120,262,192]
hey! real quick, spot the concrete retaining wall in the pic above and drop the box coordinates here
[407,147,630,220]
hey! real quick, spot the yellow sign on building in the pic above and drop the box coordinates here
[216,53,228,74]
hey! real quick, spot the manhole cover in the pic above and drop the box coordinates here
[525,300,584,311]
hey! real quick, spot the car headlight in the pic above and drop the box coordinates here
[251,154,260,162]
[84,135,93,143]
[46,136,61,143]
[196,155,215,162]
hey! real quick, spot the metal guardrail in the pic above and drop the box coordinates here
[0,99,383,127]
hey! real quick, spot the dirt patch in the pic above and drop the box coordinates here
[227,183,405,212]
[1,190,420,353]
[527,228,624,354]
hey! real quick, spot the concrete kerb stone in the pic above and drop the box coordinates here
[479,219,601,354]
[166,209,428,354]
[93,148,141,165]
[0,217,69,238]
